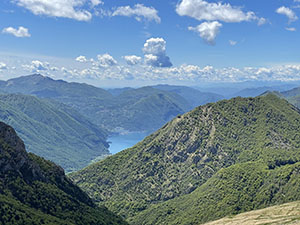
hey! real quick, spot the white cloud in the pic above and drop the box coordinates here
[2,26,31,38]
[176,0,258,23]
[96,54,117,68]
[286,27,297,32]
[91,0,103,7]
[276,6,298,23]
[229,40,237,46]
[3,54,300,83]
[143,38,172,67]
[76,55,88,63]
[22,60,50,73]
[188,21,222,45]
[257,17,267,26]
[0,62,7,70]
[124,55,142,65]
[112,4,161,23]
[143,38,167,55]
[13,0,92,21]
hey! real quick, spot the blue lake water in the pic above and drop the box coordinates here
[108,132,149,154]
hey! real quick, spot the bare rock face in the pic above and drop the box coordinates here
[0,121,128,225]
[0,122,28,172]
[0,121,65,185]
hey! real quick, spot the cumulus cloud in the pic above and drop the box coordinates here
[2,26,31,37]
[96,54,117,68]
[112,4,161,23]
[0,62,7,70]
[4,54,300,83]
[188,21,222,45]
[22,60,50,73]
[176,0,258,23]
[143,38,172,67]
[90,0,103,7]
[124,55,142,65]
[276,6,298,23]
[76,55,88,63]
[13,0,92,21]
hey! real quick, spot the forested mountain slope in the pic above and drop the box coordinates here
[71,94,300,224]
[0,93,109,172]
[0,122,127,225]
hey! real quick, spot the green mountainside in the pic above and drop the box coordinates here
[152,84,224,108]
[97,86,190,132]
[281,87,300,109]
[0,121,127,225]
[0,93,109,172]
[0,74,222,133]
[71,94,300,224]
[132,160,300,225]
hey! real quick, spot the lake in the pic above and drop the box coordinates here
[107,132,149,154]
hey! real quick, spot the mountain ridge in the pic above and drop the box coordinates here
[0,121,127,225]
[0,93,109,172]
[71,93,300,224]
[0,74,225,133]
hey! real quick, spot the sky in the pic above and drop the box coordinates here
[0,0,300,87]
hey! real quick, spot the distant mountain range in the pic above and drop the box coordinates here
[0,74,224,133]
[151,84,223,109]
[0,93,109,172]
[71,94,300,224]
[2,74,300,224]
[0,121,127,225]
[196,82,298,98]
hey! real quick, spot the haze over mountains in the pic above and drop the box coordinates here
[0,74,223,134]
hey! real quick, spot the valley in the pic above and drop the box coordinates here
[1,74,300,224]
[2,1,300,224]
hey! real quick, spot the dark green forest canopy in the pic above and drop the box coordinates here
[0,121,127,225]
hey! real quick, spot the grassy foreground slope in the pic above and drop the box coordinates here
[202,201,300,225]
[71,93,300,222]
[131,161,300,224]
[0,121,127,225]
[0,94,109,172]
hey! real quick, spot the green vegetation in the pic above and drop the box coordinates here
[0,74,221,133]
[0,93,109,172]
[95,86,190,132]
[131,161,300,224]
[152,84,223,108]
[70,93,300,224]
[0,121,127,225]
[281,87,300,110]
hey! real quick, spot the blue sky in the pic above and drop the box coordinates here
[0,0,300,87]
